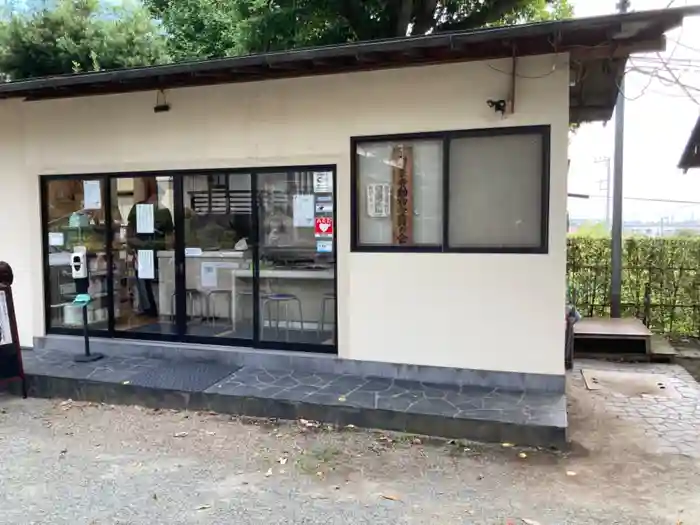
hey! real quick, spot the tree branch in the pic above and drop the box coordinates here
[435,0,530,32]
[396,0,414,36]
[411,0,438,35]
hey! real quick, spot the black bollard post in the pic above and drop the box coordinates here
[73,294,103,363]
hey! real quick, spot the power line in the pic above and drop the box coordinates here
[667,36,700,54]
[656,51,700,105]
[629,65,700,93]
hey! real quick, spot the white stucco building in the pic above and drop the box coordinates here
[0,8,695,395]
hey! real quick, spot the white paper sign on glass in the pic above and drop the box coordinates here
[83,180,102,210]
[48,232,65,247]
[137,250,155,280]
[313,172,333,193]
[367,183,391,218]
[315,202,333,214]
[136,204,155,234]
[316,240,333,253]
[292,194,315,227]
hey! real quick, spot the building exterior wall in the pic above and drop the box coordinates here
[0,53,570,377]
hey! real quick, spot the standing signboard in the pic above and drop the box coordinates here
[0,262,27,397]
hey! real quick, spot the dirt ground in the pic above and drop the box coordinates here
[1,366,698,524]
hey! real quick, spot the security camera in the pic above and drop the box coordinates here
[487,99,507,115]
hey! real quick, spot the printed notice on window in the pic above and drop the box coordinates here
[201,263,218,288]
[136,204,155,234]
[48,232,64,247]
[313,172,333,193]
[292,194,315,227]
[83,180,102,210]
[0,291,13,346]
[137,250,155,280]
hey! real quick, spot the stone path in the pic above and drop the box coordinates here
[18,348,566,446]
[569,359,700,457]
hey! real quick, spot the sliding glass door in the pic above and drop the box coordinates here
[42,166,336,352]
[256,170,335,345]
[110,175,177,336]
[181,173,254,341]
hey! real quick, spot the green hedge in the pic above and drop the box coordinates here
[567,236,700,336]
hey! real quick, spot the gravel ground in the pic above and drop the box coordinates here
[0,388,697,525]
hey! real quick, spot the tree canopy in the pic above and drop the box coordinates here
[0,0,169,80]
[0,0,573,79]
[145,0,573,61]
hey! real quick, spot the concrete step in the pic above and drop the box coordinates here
[9,348,567,448]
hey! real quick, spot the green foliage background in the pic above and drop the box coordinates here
[0,0,573,79]
[568,236,700,336]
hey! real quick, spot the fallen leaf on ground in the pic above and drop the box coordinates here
[265,468,273,477]
[380,494,401,501]
[195,504,211,511]
[522,519,542,525]
[152,494,157,501]
[518,452,528,459]
[501,442,515,448]
[173,432,188,438]
[566,470,577,477]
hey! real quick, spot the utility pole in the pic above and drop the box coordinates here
[611,0,630,318]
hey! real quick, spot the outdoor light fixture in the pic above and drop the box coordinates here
[154,89,171,113]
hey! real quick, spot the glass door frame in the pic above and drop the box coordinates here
[40,165,338,355]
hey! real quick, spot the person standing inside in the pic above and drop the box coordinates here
[126,178,173,318]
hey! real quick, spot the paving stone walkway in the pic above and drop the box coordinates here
[570,359,700,458]
[15,349,566,446]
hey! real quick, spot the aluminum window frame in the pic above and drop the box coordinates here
[350,125,551,254]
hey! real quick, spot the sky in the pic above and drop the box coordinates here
[568,0,700,223]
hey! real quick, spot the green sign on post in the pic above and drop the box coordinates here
[73,294,92,306]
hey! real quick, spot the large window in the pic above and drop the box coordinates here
[41,167,337,353]
[351,126,550,253]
